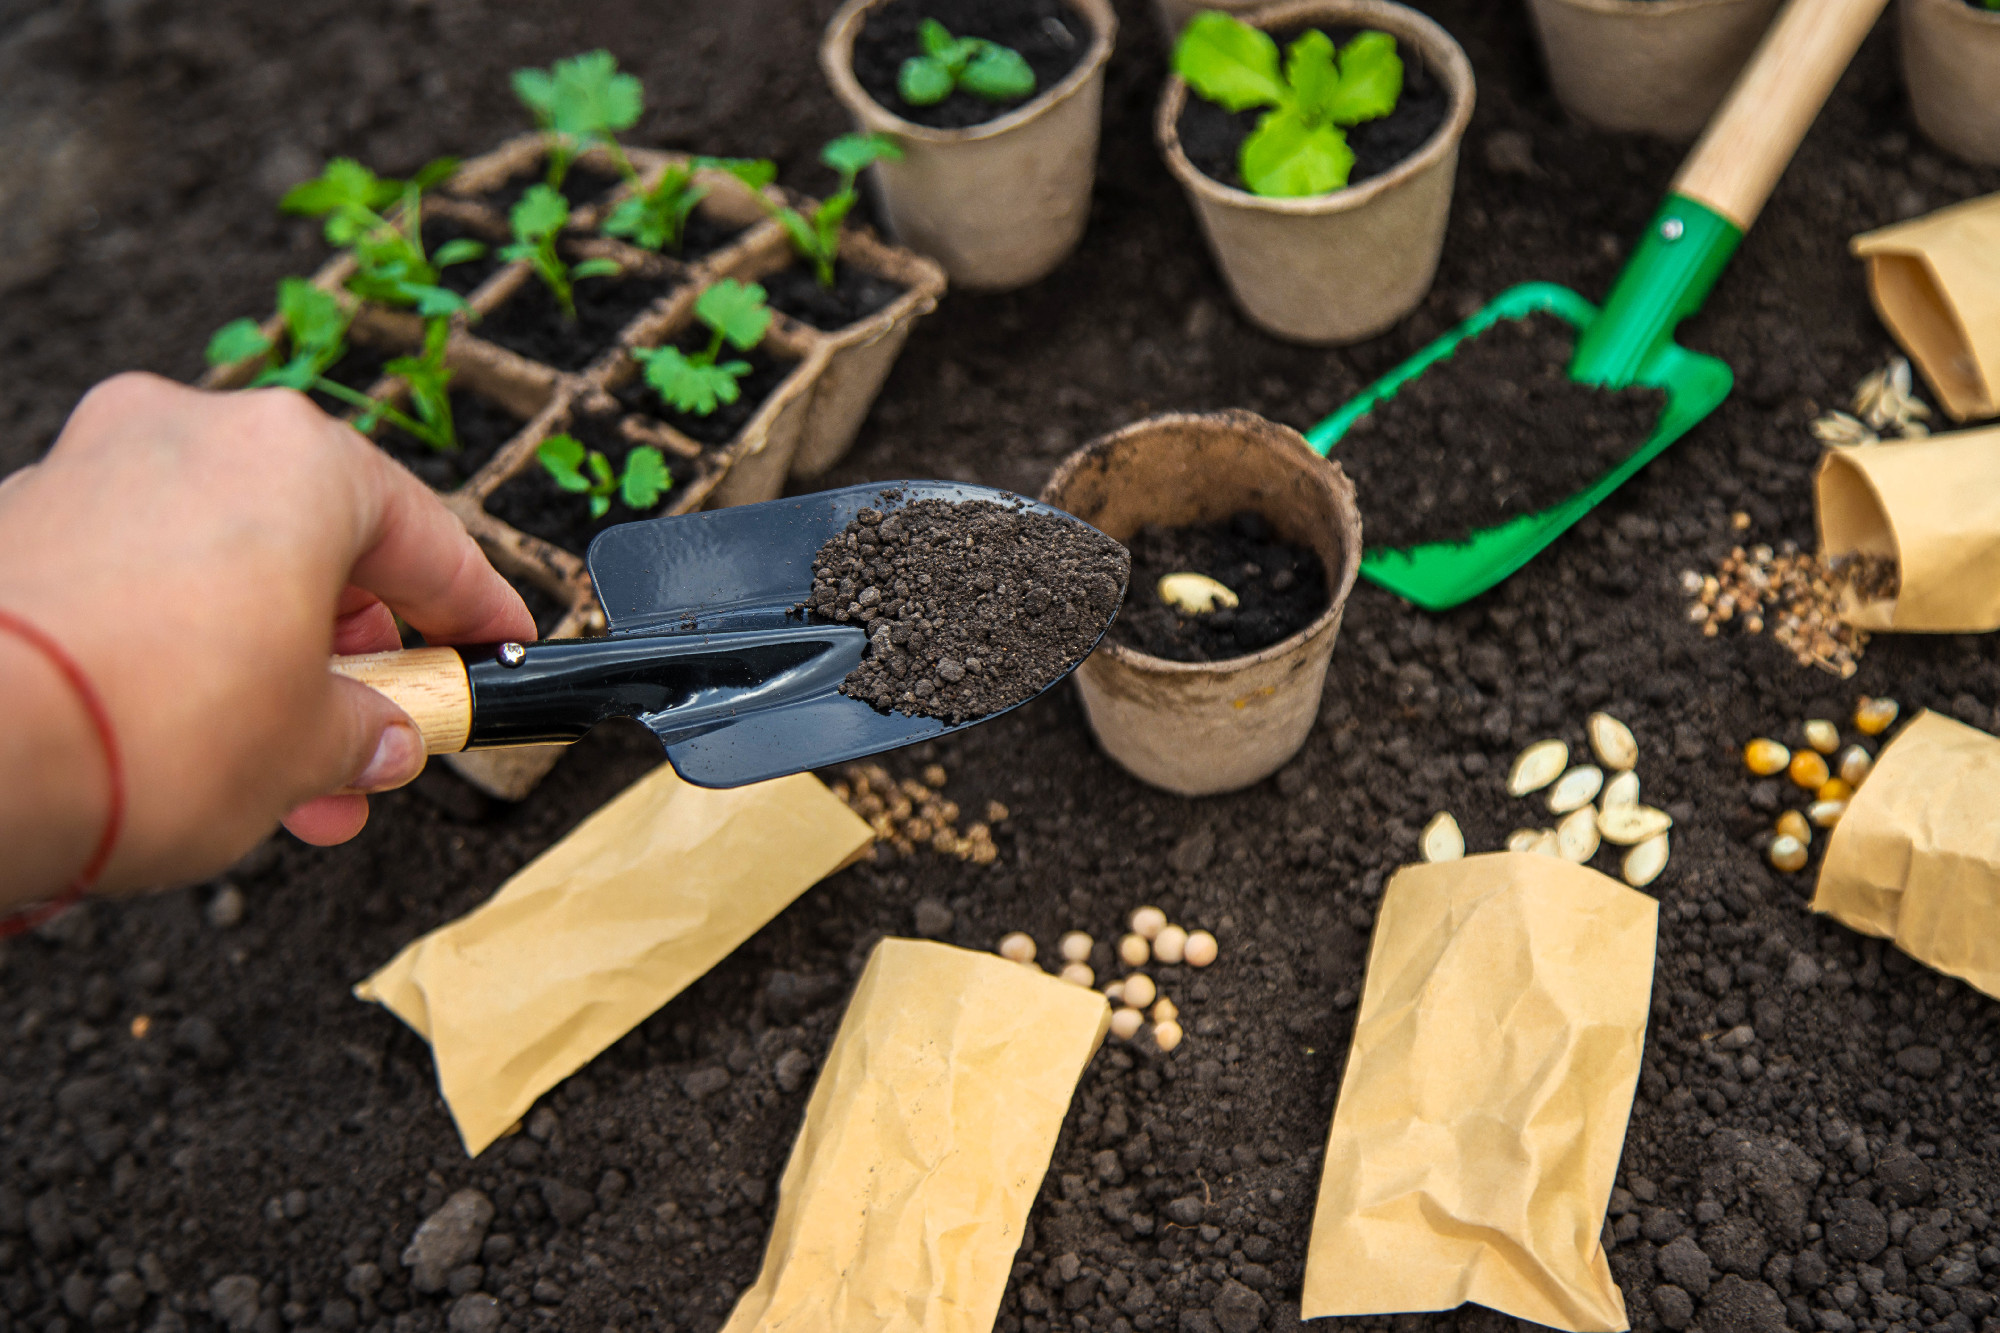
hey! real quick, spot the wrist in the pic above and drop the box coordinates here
[0,619,113,910]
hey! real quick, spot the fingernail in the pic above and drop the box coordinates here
[354,722,424,793]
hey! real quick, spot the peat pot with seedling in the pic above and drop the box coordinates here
[1156,0,1475,344]
[1042,410,1362,796]
[821,0,1117,290]
[1899,0,2000,166]
[1524,0,1783,139]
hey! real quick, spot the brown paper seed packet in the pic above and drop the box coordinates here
[1303,852,1658,1333]
[1852,192,2000,423]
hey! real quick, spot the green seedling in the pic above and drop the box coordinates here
[282,157,483,318]
[898,18,1036,106]
[631,279,773,416]
[503,184,622,319]
[603,156,776,253]
[206,278,455,451]
[513,50,644,187]
[726,134,900,287]
[1173,12,1402,198]
[536,433,672,519]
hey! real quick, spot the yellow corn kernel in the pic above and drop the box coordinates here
[1817,778,1853,803]
[1802,719,1840,754]
[1744,739,1791,776]
[1768,835,1808,873]
[1838,745,1873,788]
[1775,810,1811,845]
[1789,750,1830,791]
[1854,697,1899,735]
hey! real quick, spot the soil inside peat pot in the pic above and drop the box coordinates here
[808,498,1129,723]
[612,340,799,447]
[849,0,1090,131]
[1333,312,1666,549]
[675,208,752,263]
[1177,26,1453,193]
[475,268,679,372]
[485,409,681,556]
[374,389,523,490]
[422,217,504,296]
[1109,511,1331,662]
[478,162,626,218]
[761,260,904,331]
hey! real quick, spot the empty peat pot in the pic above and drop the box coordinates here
[1525,0,1783,139]
[1900,0,2000,167]
[1041,411,1362,796]
[820,0,1117,291]
[1152,0,1264,41]
[1155,0,1474,345]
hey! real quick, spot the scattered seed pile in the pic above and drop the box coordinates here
[808,498,1128,724]
[1743,697,1897,875]
[1813,356,1935,448]
[1683,530,1895,677]
[830,761,1005,863]
[995,905,1219,1055]
[1334,314,1667,549]
[1109,512,1330,662]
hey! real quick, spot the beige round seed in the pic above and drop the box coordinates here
[1548,765,1605,814]
[1104,980,1125,1005]
[1587,713,1638,770]
[1508,740,1569,796]
[1775,810,1811,845]
[1598,804,1673,845]
[1060,961,1095,988]
[1118,933,1151,968]
[1768,834,1807,873]
[1059,931,1094,963]
[1838,745,1872,787]
[1109,1007,1144,1041]
[1803,719,1840,754]
[1557,806,1601,863]
[997,932,1036,965]
[1151,997,1179,1024]
[1153,925,1188,965]
[1506,828,1540,853]
[1130,906,1168,940]
[1184,930,1218,968]
[1122,972,1157,1010]
[1808,799,1846,829]
[1152,1020,1185,1053]
[1602,770,1640,809]
[1421,811,1465,862]
[1624,833,1670,887]
[1854,697,1899,735]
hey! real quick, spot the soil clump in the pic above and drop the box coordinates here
[850,0,1091,131]
[1335,313,1666,549]
[1110,512,1331,661]
[808,498,1128,723]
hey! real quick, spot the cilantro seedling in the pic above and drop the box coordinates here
[1173,13,1402,197]
[206,278,456,451]
[727,134,901,287]
[898,19,1036,106]
[513,50,644,187]
[502,184,622,320]
[631,279,773,416]
[282,157,482,317]
[602,156,776,253]
[536,433,672,519]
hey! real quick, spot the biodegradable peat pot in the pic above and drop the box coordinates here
[1156,0,1475,345]
[1042,411,1362,796]
[1524,0,1783,139]
[820,0,1117,291]
[1154,0,1266,41]
[1901,0,2000,167]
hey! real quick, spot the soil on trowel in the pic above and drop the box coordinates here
[474,269,678,372]
[1177,27,1453,193]
[761,260,903,332]
[850,0,1089,131]
[1333,313,1667,549]
[485,408,679,555]
[809,497,1128,723]
[1110,511,1331,662]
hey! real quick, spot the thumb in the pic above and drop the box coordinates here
[279,674,427,848]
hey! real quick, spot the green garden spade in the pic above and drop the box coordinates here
[1306,0,1889,610]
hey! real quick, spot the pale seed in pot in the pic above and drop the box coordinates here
[1158,572,1238,615]
[1153,925,1188,965]
[1803,719,1840,754]
[1598,804,1673,845]
[1587,713,1638,770]
[1809,799,1846,828]
[1768,834,1808,872]
[1838,745,1872,787]
[1422,812,1465,863]
[1775,810,1810,844]
[1557,806,1601,862]
[1548,765,1605,814]
[1508,740,1569,796]
[1603,770,1640,809]
[1624,833,1670,887]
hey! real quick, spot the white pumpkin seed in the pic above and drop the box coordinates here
[1505,828,1540,853]
[1157,572,1238,615]
[1587,713,1638,770]
[1598,804,1673,845]
[1507,740,1569,796]
[1557,806,1601,862]
[1421,812,1464,863]
[1547,765,1605,814]
[1624,833,1669,887]
[1530,830,1562,858]
[1602,770,1641,808]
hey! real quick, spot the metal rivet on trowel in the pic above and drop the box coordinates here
[496,642,527,668]
[1660,218,1684,241]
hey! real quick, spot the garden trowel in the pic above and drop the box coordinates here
[1307,0,1890,609]
[332,482,1126,788]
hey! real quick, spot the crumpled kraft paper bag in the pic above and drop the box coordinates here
[1302,852,1658,1333]
[1814,710,2000,1001]
[355,764,873,1156]
[1816,425,2000,632]
[1852,193,2000,422]
[722,938,1110,1333]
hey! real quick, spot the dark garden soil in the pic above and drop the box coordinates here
[479,165,628,220]
[759,260,903,330]
[422,219,504,297]
[484,410,678,555]
[475,270,679,372]
[850,0,1091,131]
[673,211,751,265]
[376,391,525,492]
[1110,513,1330,662]
[1333,313,1668,549]
[307,346,395,418]
[809,498,1128,722]
[1177,28,1454,194]
[6,3,2000,1333]
[612,344,799,447]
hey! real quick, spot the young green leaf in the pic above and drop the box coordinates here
[744,135,901,288]
[275,278,350,367]
[573,258,623,281]
[619,446,672,511]
[514,51,644,185]
[695,279,772,351]
[634,346,750,416]
[899,53,958,106]
[501,184,593,318]
[898,19,1035,106]
[206,319,274,368]
[603,164,704,252]
[1241,106,1354,198]
[961,43,1035,101]
[822,132,902,179]
[537,434,593,492]
[431,237,488,269]
[710,156,779,191]
[382,318,458,452]
[280,158,402,224]
[1322,30,1402,123]
[1173,12,1286,112]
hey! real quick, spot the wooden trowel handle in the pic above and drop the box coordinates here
[1672,0,1888,232]
[332,647,474,755]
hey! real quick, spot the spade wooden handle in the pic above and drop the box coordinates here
[331,647,473,754]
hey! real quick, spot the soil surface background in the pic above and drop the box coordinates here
[5,4,2000,1333]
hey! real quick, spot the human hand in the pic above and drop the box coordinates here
[0,373,534,906]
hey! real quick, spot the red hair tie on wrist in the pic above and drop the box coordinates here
[0,608,124,938]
